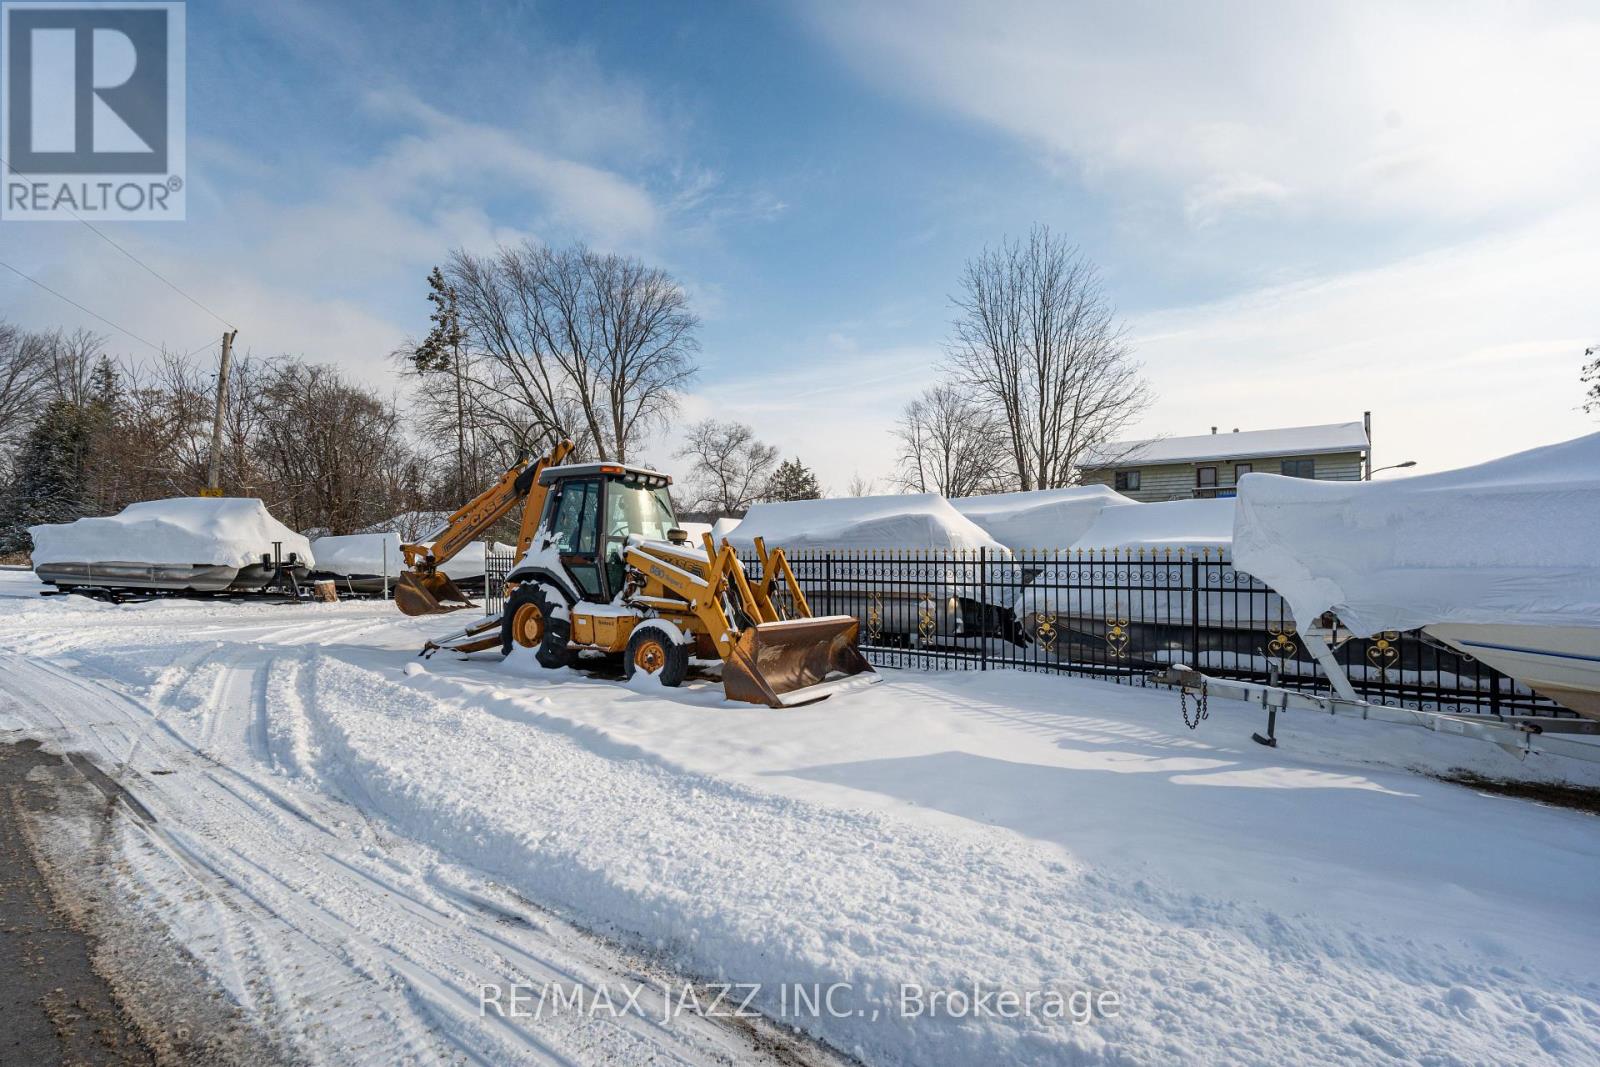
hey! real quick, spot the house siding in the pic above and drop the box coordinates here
[1080,451,1365,503]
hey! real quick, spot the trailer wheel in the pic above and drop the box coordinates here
[624,626,688,687]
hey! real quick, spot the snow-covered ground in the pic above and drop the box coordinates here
[2,567,1598,1065]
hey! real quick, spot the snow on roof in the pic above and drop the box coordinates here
[1233,431,1600,635]
[1081,421,1370,468]
[729,494,1006,554]
[950,485,1134,551]
[30,497,315,570]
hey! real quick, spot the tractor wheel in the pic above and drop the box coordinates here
[624,626,688,687]
[500,583,549,654]
[501,583,573,668]
[534,585,575,670]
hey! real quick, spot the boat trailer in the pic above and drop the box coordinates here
[1151,630,1600,766]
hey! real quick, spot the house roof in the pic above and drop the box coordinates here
[1080,421,1370,468]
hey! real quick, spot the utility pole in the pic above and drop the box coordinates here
[1362,410,1372,480]
[205,329,238,495]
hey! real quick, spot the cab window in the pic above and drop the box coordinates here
[603,480,678,594]
[549,478,601,555]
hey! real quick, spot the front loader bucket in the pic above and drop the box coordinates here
[722,615,881,708]
[394,570,476,616]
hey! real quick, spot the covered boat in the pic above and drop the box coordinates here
[1233,432,1600,718]
[31,497,314,594]
[729,494,1020,644]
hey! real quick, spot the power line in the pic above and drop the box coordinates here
[0,256,165,353]
[0,154,236,330]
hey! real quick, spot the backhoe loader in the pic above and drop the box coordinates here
[419,448,879,707]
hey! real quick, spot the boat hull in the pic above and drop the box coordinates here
[1426,623,1600,720]
[36,560,308,594]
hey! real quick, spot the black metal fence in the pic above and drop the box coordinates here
[485,549,512,616]
[485,546,1562,717]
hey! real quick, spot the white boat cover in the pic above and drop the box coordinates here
[31,497,315,570]
[730,494,1006,554]
[1073,498,1235,553]
[1232,432,1600,635]
[310,532,402,577]
[950,485,1134,552]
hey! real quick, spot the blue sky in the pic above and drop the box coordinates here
[5,0,1598,488]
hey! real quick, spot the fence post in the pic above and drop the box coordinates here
[1489,668,1501,717]
[1190,556,1201,671]
[825,552,834,617]
[979,547,988,671]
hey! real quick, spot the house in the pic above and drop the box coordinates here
[1077,416,1372,502]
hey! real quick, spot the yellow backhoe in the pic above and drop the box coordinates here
[416,444,879,707]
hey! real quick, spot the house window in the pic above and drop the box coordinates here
[1234,462,1253,480]
[1195,466,1217,488]
[1114,470,1141,491]
[1281,459,1316,479]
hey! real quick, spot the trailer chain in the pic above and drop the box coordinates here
[1181,678,1209,730]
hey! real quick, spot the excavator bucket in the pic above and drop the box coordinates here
[721,615,881,708]
[394,570,476,616]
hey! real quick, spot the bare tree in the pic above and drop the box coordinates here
[845,472,876,497]
[40,328,108,408]
[444,247,586,460]
[249,360,426,535]
[947,226,1151,490]
[0,322,50,473]
[675,419,779,515]
[585,250,700,461]
[444,242,699,465]
[892,382,1014,497]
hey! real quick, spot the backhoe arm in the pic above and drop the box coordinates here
[396,438,574,616]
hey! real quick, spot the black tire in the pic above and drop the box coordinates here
[500,583,550,655]
[500,583,573,668]
[623,626,689,687]
[534,586,575,670]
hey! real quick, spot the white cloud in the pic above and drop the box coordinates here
[654,343,940,492]
[1124,204,1600,474]
[801,1,1600,226]
[2,88,670,382]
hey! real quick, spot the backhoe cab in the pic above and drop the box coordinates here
[426,455,879,708]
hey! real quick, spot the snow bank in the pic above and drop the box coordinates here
[731,494,1005,554]
[309,533,401,577]
[30,498,314,570]
[1234,432,1600,634]
[710,515,742,544]
[1073,498,1234,552]
[951,485,1134,551]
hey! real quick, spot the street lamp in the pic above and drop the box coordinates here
[1369,460,1417,478]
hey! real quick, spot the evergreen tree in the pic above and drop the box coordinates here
[0,398,99,552]
[1584,345,1599,415]
[764,457,822,501]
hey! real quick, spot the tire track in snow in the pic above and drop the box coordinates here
[0,651,843,1067]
